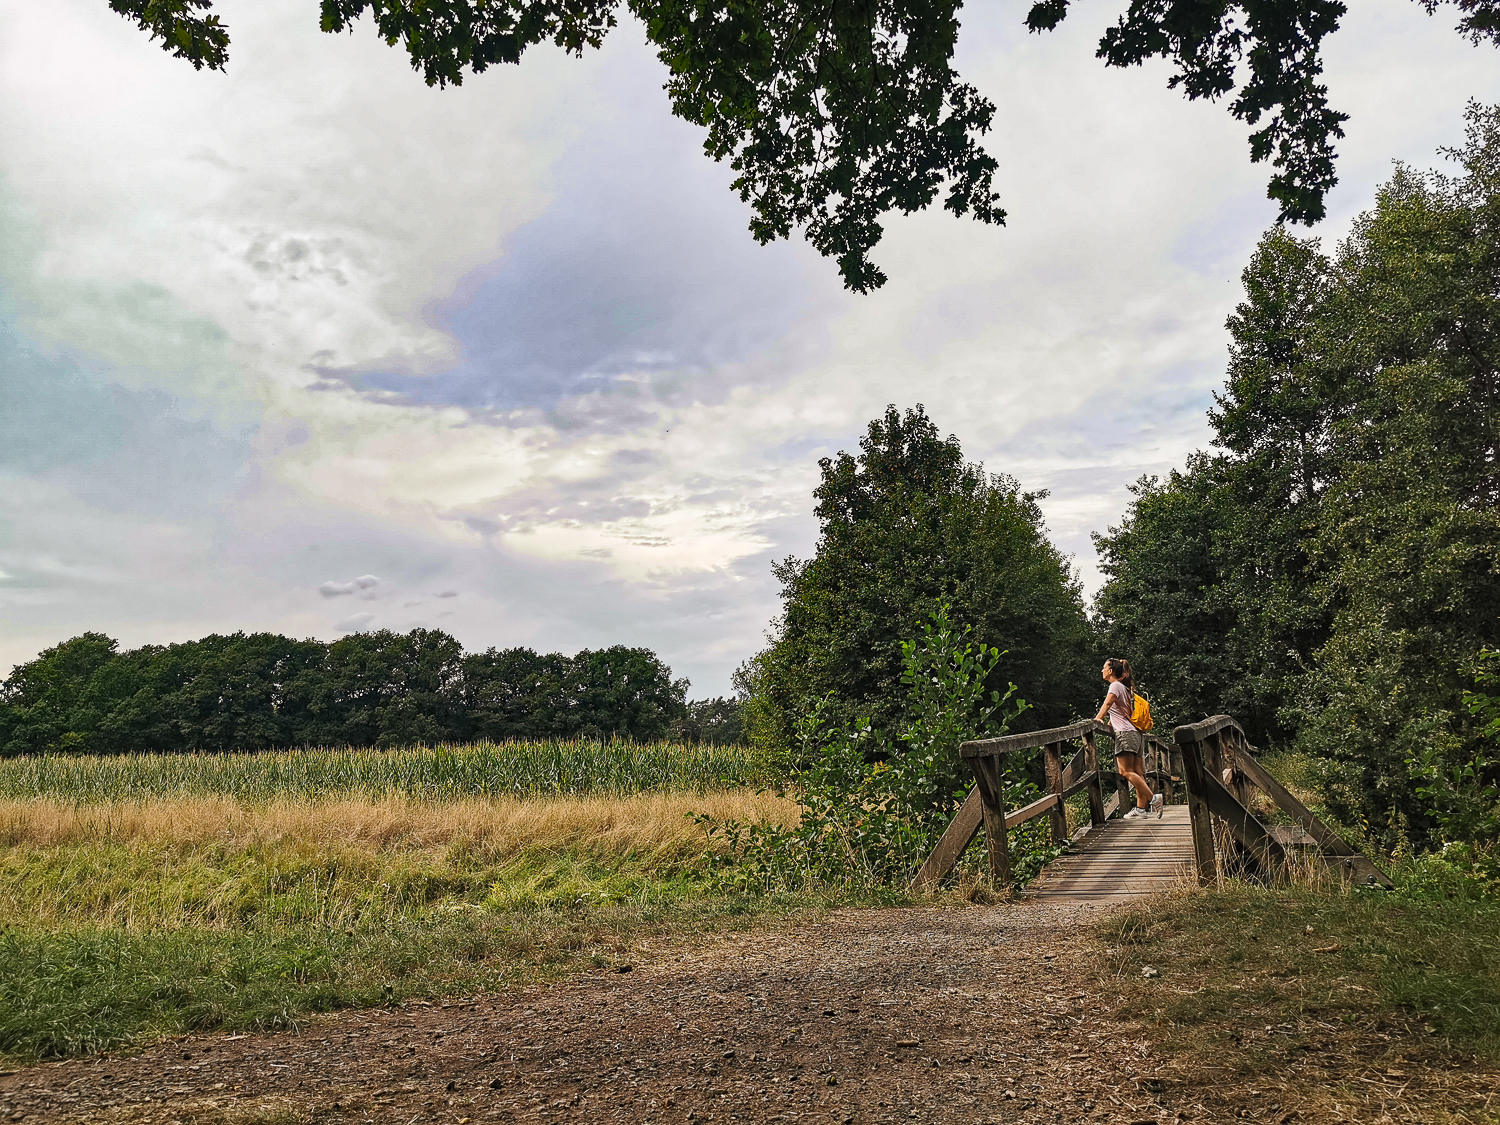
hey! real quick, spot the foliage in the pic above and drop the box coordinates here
[756,404,1092,753]
[670,696,747,747]
[1409,650,1500,846]
[110,1,1500,291]
[0,629,704,754]
[1093,457,1247,732]
[712,604,1045,892]
[1096,104,1500,847]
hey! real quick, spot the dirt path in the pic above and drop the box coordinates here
[0,902,1475,1125]
[1,903,1175,1125]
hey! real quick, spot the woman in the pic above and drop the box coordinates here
[1094,658,1162,820]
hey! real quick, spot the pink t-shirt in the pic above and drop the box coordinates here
[1106,680,1135,733]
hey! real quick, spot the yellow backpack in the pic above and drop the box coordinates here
[1130,691,1153,732]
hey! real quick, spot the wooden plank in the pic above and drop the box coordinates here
[1059,743,1089,789]
[1234,750,1393,888]
[1042,742,1069,844]
[970,755,1012,884]
[1060,770,1098,801]
[1175,727,1219,884]
[1004,792,1060,831]
[1173,714,1243,744]
[1082,732,1107,827]
[1027,806,1196,901]
[962,719,1105,759]
[910,786,984,889]
[1196,766,1289,871]
[1268,825,1316,847]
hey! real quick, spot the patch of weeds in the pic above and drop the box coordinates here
[1096,881,1500,1121]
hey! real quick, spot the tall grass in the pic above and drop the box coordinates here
[0,739,771,803]
[0,740,800,1061]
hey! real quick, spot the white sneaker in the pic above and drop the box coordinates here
[1149,793,1164,818]
[1123,807,1149,819]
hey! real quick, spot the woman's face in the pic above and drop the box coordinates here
[1101,661,1113,683]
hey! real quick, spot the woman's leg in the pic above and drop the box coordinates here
[1115,752,1154,809]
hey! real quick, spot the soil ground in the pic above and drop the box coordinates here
[1,903,1494,1125]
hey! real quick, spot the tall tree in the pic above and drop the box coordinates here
[1092,456,1253,732]
[757,404,1092,749]
[1097,103,1500,843]
[107,0,1500,291]
[1291,106,1500,837]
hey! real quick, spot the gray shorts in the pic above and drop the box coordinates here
[1113,727,1145,759]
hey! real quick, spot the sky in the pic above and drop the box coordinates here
[1,0,1497,696]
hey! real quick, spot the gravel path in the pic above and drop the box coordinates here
[0,902,1194,1125]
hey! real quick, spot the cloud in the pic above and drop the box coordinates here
[319,574,381,598]
[1,0,1497,699]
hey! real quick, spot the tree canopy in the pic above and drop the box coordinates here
[0,627,738,753]
[1095,103,1500,845]
[107,0,1500,292]
[751,404,1094,750]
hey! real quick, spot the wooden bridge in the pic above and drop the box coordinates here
[913,714,1390,900]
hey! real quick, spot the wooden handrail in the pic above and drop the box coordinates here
[916,720,1115,889]
[1173,714,1244,743]
[960,719,1104,758]
[1172,718,1393,888]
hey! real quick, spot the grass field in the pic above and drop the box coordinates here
[0,741,805,1062]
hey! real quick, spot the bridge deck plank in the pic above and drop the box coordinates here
[1024,804,1195,902]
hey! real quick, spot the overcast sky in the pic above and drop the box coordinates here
[1,0,1497,695]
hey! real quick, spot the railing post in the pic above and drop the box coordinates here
[1175,728,1218,885]
[968,755,1012,885]
[1043,741,1069,844]
[1082,731,1107,827]
[1206,729,1256,877]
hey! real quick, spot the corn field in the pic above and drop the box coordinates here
[0,740,772,803]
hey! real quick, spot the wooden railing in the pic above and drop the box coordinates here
[912,712,1391,891]
[1174,715,1391,887]
[913,718,1128,888]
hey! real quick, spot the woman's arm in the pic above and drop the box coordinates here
[1095,683,1122,724]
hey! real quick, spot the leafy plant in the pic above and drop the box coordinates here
[1408,649,1500,846]
[709,603,1038,892]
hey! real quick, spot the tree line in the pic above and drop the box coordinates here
[1094,104,1500,847]
[0,629,744,755]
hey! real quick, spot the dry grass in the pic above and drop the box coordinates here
[0,787,821,1060]
[0,789,799,860]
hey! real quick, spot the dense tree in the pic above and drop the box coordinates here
[1096,104,1500,844]
[109,0,1499,291]
[0,627,699,754]
[756,404,1093,750]
[1093,456,1250,731]
[671,695,746,746]
[1290,109,1500,837]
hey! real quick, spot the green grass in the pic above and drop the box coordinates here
[0,889,833,1062]
[0,739,770,803]
[0,826,861,1062]
[0,738,799,1063]
[1103,877,1500,1068]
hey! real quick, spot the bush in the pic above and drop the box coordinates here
[708,604,1053,891]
